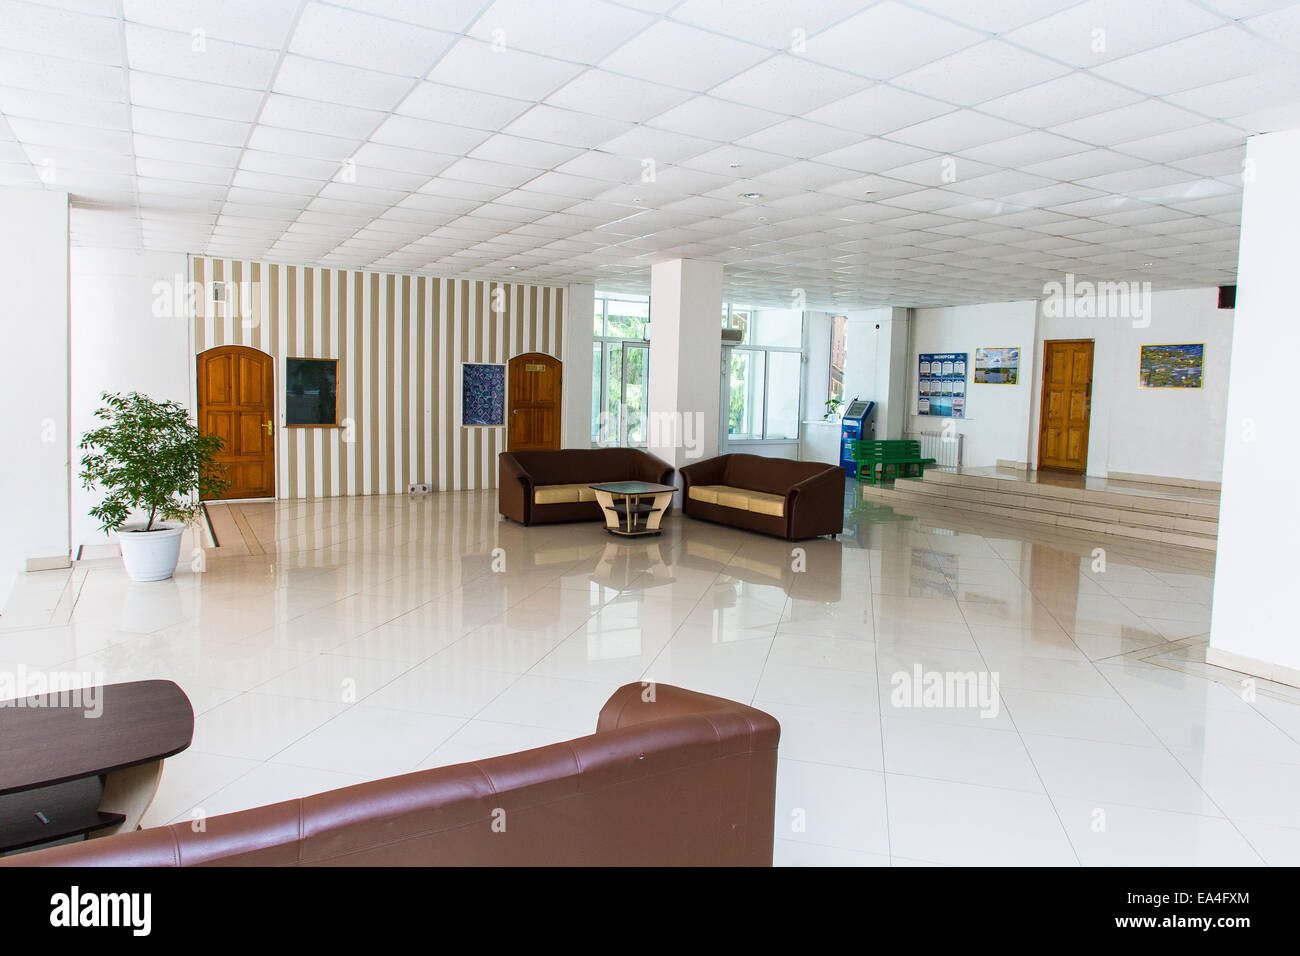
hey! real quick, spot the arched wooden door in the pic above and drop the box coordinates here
[197,346,275,498]
[507,352,562,451]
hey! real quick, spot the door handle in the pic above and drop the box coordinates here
[263,421,273,434]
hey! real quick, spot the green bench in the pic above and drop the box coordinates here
[849,439,937,486]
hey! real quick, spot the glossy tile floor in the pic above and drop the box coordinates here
[4,490,1299,867]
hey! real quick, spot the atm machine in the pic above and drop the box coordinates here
[839,398,877,477]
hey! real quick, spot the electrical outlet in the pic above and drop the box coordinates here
[407,482,430,495]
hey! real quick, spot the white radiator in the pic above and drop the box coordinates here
[906,430,963,469]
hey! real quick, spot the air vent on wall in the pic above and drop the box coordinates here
[721,327,744,344]
[1218,285,1236,309]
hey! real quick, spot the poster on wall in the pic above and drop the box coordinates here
[829,315,847,404]
[1140,343,1204,388]
[462,363,506,425]
[974,347,1019,384]
[918,352,966,418]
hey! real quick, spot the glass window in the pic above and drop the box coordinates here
[592,291,651,447]
[728,348,765,440]
[591,343,602,443]
[765,351,801,440]
[722,301,804,443]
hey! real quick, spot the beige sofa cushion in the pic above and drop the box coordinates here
[534,483,597,505]
[744,490,786,517]
[688,484,785,518]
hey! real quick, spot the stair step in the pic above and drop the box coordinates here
[919,469,1219,521]
[890,477,1218,535]
[860,482,1216,551]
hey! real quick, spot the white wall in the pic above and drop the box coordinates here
[1030,287,1234,482]
[0,188,70,603]
[909,301,1039,467]
[901,292,1234,480]
[69,248,191,550]
[562,282,594,449]
[1209,129,1300,680]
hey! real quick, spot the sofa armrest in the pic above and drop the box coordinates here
[632,449,675,486]
[679,454,727,493]
[497,453,533,524]
[596,682,779,748]
[785,465,846,539]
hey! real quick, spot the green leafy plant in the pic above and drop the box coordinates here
[79,392,229,534]
[824,397,844,419]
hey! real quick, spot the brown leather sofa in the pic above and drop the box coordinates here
[499,447,674,526]
[1,683,778,867]
[681,453,845,540]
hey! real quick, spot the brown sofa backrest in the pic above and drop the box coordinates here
[506,447,652,485]
[722,452,835,496]
[1,684,778,867]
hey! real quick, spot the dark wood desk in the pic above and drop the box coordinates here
[589,481,677,537]
[0,680,193,854]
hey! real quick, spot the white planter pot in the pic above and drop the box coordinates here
[117,524,185,582]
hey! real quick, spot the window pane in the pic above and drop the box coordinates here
[604,299,648,339]
[765,351,801,440]
[624,345,648,444]
[753,308,802,348]
[591,343,602,443]
[731,309,751,343]
[606,343,623,445]
[728,349,764,440]
[593,298,605,336]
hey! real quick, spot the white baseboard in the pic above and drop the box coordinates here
[1205,647,1300,690]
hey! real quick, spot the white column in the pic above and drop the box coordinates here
[647,259,722,473]
[0,188,71,599]
[1207,129,1300,686]
[561,282,594,449]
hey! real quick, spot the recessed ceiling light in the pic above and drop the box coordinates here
[740,192,762,200]
[728,161,742,169]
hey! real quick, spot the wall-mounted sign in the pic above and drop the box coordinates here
[974,347,1019,385]
[462,362,506,425]
[286,357,338,426]
[918,352,966,418]
[1140,343,1204,388]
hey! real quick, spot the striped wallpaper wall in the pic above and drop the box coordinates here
[190,256,566,498]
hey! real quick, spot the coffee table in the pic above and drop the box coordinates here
[0,679,193,854]
[589,481,677,537]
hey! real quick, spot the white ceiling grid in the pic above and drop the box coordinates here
[1,0,1298,307]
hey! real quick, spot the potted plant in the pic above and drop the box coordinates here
[823,397,844,420]
[78,392,229,582]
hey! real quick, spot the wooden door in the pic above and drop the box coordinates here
[1038,339,1093,474]
[197,346,275,498]
[507,352,562,451]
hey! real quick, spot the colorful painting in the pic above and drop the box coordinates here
[1139,343,1204,388]
[974,347,1019,385]
[462,363,505,425]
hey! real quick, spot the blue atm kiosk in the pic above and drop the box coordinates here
[839,399,876,477]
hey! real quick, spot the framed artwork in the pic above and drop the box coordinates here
[829,314,847,403]
[974,347,1019,384]
[917,352,966,418]
[285,357,338,426]
[1139,343,1204,388]
[462,362,506,425]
